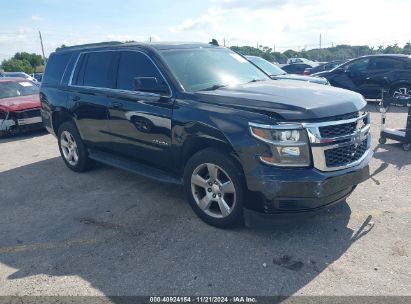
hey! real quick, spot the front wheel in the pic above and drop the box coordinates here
[184,149,245,228]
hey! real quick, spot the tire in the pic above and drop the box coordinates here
[403,143,411,151]
[57,121,92,172]
[390,84,411,101]
[379,137,387,144]
[183,148,245,228]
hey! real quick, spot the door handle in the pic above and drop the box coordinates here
[110,101,123,109]
[72,96,80,102]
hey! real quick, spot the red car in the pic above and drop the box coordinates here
[0,77,42,137]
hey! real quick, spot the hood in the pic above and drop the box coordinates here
[194,80,366,121]
[0,94,40,112]
[273,73,328,85]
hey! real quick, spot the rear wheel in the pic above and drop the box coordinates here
[184,149,245,228]
[57,121,92,172]
[391,84,411,101]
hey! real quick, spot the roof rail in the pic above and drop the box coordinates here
[56,41,123,52]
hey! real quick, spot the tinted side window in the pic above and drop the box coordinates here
[116,51,163,91]
[282,65,296,73]
[78,51,114,88]
[43,53,72,85]
[369,58,404,70]
[347,58,369,72]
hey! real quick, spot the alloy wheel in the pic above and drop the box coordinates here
[60,130,79,166]
[190,163,236,219]
[392,87,411,99]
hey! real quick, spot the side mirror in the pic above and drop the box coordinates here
[133,77,169,95]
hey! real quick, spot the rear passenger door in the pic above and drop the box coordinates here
[106,50,173,171]
[69,51,115,148]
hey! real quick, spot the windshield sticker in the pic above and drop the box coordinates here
[229,53,248,63]
[19,82,33,87]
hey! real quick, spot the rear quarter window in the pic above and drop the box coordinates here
[42,53,72,85]
[72,51,115,88]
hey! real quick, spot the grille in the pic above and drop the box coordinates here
[325,140,368,167]
[16,109,41,119]
[319,112,366,138]
[320,122,357,138]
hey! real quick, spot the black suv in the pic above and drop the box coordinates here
[313,54,411,99]
[40,42,371,228]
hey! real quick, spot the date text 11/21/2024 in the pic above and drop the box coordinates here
[149,296,257,303]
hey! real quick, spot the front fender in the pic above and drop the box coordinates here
[171,98,274,174]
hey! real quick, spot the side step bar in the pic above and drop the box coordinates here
[88,149,183,185]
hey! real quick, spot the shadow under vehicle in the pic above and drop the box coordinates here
[0,157,374,299]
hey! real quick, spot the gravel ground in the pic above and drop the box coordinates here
[0,104,410,299]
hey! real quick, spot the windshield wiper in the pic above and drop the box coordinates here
[199,84,228,91]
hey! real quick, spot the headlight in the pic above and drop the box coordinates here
[249,123,311,167]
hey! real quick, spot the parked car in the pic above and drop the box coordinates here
[41,42,371,228]
[245,55,329,85]
[304,60,347,75]
[0,77,43,136]
[312,54,411,99]
[3,72,38,84]
[281,63,316,75]
[32,73,44,83]
[286,57,317,65]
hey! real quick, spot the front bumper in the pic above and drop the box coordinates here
[0,109,43,136]
[244,149,371,220]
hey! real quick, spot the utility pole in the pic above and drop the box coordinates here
[319,33,322,61]
[149,36,152,42]
[223,37,226,47]
[38,30,46,63]
[319,33,322,50]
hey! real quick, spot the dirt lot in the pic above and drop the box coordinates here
[0,104,410,298]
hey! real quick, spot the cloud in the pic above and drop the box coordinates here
[31,15,42,21]
[211,0,320,10]
[169,9,221,33]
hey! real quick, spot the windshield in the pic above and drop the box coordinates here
[160,48,270,92]
[0,81,39,99]
[246,56,286,76]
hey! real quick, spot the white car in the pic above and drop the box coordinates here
[286,57,318,66]
[3,72,38,83]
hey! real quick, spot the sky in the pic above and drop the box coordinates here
[0,0,410,62]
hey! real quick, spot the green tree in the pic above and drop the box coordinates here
[13,52,44,69]
[403,42,411,55]
[384,44,402,54]
[1,58,34,74]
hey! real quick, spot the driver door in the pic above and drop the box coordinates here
[332,58,370,94]
[106,50,174,171]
